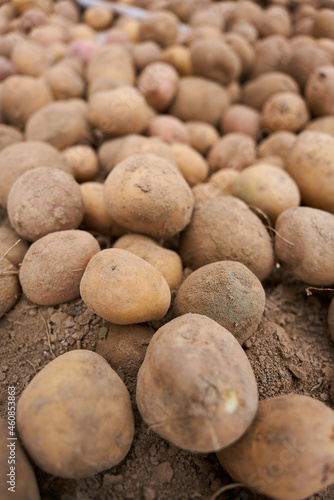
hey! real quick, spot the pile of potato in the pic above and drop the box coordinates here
[1,0,334,498]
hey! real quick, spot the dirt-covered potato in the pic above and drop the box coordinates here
[169,76,230,126]
[139,11,178,47]
[0,418,40,500]
[113,135,175,167]
[17,350,134,478]
[305,66,334,116]
[217,394,334,500]
[285,131,334,213]
[80,248,171,324]
[44,62,85,100]
[209,168,240,195]
[113,233,182,291]
[161,45,192,76]
[85,46,135,85]
[221,104,261,140]
[62,144,98,183]
[233,164,300,223]
[171,142,209,186]
[0,123,22,152]
[0,141,69,208]
[137,62,179,112]
[1,75,53,128]
[242,72,299,111]
[19,229,100,305]
[305,116,334,137]
[0,257,20,319]
[0,226,28,267]
[7,167,84,242]
[104,153,193,239]
[257,131,297,160]
[275,206,334,286]
[96,323,154,377]
[185,121,219,156]
[262,92,309,133]
[80,182,114,235]
[136,313,258,453]
[173,261,265,345]
[147,115,190,144]
[208,133,256,172]
[180,196,274,282]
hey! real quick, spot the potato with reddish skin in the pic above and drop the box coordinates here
[136,313,258,453]
[147,115,190,144]
[221,104,261,140]
[217,394,334,500]
[16,350,134,479]
[137,62,179,112]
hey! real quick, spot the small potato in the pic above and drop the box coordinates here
[139,11,178,47]
[217,394,334,500]
[137,62,179,112]
[233,164,300,223]
[0,257,20,318]
[209,168,240,195]
[171,142,209,186]
[147,115,190,144]
[192,182,223,205]
[83,6,113,31]
[262,92,309,133]
[180,196,274,282]
[328,297,334,342]
[19,229,100,305]
[44,63,85,100]
[305,115,334,137]
[114,135,176,167]
[208,133,256,172]
[305,65,334,116]
[113,233,183,291]
[0,124,22,152]
[275,206,334,286]
[80,248,171,323]
[104,153,194,239]
[80,182,114,235]
[242,72,299,111]
[257,131,297,160]
[221,104,261,140]
[136,313,258,453]
[173,261,265,345]
[185,121,219,156]
[0,418,41,500]
[0,226,28,266]
[285,131,334,213]
[8,167,84,242]
[70,23,96,41]
[161,45,192,76]
[131,41,162,71]
[85,45,135,86]
[17,350,134,478]
[62,145,98,182]
[251,35,291,79]
[89,87,150,136]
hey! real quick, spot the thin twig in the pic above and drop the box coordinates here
[248,205,272,227]
[266,227,294,246]
[0,239,21,264]
[39,311,55,359]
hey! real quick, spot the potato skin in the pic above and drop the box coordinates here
[0,257,20,319]
[137,62,179,112]
[208,133,256,172]
[262,92,309,133]
[136,314,258,453]
[80,248,171,324]
[305,65,334,116]
[16,350,134,479]
[80,182,114,235]
[173,261,265,345]
[139,11,178,47]
[257,131,297,160]
[0,226,28,266]
[275,206,334,287]
[0,124,22,152]
[217,394,334,500]
[185,121,219,155]
[242,72,299,111]
[171,142,209,186]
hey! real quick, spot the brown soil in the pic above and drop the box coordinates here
[1,205,334,500]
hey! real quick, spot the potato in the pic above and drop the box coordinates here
[30,24,70,46]
[230,20,258,44]
[186,25,223,44]
[117,18,140,42]
[83,6,113,31]
[54,0,79,23]
[26,99,91,150]
[89,87,150,137]
[285,131,334,213]
[242,72,299,111]
[0,140,69,208]
[328,297,334,341]
[161,45,192,76]
[87,76,129,99]
[113,134,176,167]
[305,66,334,116]
[258,131,297,160]
[171,142,209,186]
[233,164,300,223]
[19,229,100,305]
[113,233,183,291]
[85,45,135,85]
[0,56,15,82]
[96,323,154,377]
[208,133,256,172]
[185,121,219,156]
[136,313,258,453]
[221,104,261,140]
[305,115,334,137]
[62,145,98,182]
[180,196,274,282]
[254,5,291,37]
[256,156,285,168]
[169,76,230,126]
[223,32,255,79]
[225,80,241,103]
[217,394,334,500]
[251,35,291,79]
[284,44,332,89]
[66,39,99,63]
[131,41,161,71]
[11,38,50,76]
[313,9,334,39]
[173,261,265,345]
[8,167,84,242]
[44,62,85,100]
[0,226,28,266]
[17,350,134,478]
[137,62,179,112]
[70,23,96,41]
[0,418,40,500]
[262,92,309,133]
[209,168,240,195]
[275,206,334,286]
[190,6,226,30]
[147,115,190,144]
[1,75,53,128]
[191,182,223,205]
[0,124,22,152]
[139,11,178,47]
[0,257,20,318]
[80,248,171,323]
[317,38,334,61]
[80,182,114,235]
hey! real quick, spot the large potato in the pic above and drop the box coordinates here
[217,394,334,500]
[285,131,334,213]
[173,261,265,345]
[179,196,274,282]
[19,229,100,305]
[208,133,256,171]
[0,257,20,319]
[104,153,194,239]
[80,248,171,324]
[275,206,334,286]
[136,314,258,453]
[16,350,134,479]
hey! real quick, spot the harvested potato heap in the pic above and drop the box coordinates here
[1,0,334,498]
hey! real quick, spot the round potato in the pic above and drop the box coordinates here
[139,11,178,47]
[132,41,162,71]
[275,206,334,286]
[80,248,171,324]
[313,9,334,39]
[180,196,274,282]
[113,233,183,291]
[221,104,261,140]
[104,153,194,240]
[242,72,299,111]
[305,65,334,116]
[257,131,297,160]
[83,6,113,30]
[0,226,28,267]
[19,229,100,305]
[0,257,20,319]
[44,63,85,100]
[137,61,179,112]
[17,350,134,479]
[171,142,209,186]
[62,144,98,183]
[185,121,219,156]
[305,116,334,137]
[262,92,309,133]
[147,115,190,144]
[208,133,256,172]
[136,313,258,453]
[11,39,50,76]
[254,5,291,37]
[284,44,331,89]
[173,261,265,345]
[217,394,334,500]
[250,35,291,79]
